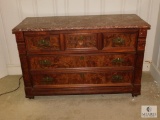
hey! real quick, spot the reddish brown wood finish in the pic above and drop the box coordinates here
[65,33,98,50]
[25,35,60,51]
[102,32,138,52]
[12,15,150,98]
[28,54,135,69]
[31,71,133,86]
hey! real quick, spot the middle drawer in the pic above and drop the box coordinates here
[28,53,135,70]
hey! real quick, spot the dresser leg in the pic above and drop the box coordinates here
[132,94,138,97]
[132,92,140,97]
[132,84,141,97]
[26,96,35,99]
[25,87,34,99]
[25,95,34,99]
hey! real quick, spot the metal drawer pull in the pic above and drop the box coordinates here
[42,76,54,83]
[38,39,50,47]
[79,36,84,40]
[78,40,84,45]
[112,75,123,81]
[80,56,84,60]
[112,58,124,63]
[39,60,52,67]
[77,36,85,46]
[113,37,125,45]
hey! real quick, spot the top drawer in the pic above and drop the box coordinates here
[25,32,61,52]
[102,32,138,52]
[64,33,98,51]
[24,31,138,53]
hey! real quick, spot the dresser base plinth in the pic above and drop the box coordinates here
[24,86,139,98]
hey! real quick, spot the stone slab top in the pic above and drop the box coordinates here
[12,14,150,33]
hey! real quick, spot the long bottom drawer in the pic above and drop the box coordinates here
[31,71,133,87]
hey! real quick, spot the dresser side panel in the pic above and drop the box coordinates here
[133,28,149,96]
[15,32,33,98]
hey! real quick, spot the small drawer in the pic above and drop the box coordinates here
[102,32,138,52]
[25,33,60,52]
[32,71,133,86]
[65,33,98,50]
[28,53,135,70]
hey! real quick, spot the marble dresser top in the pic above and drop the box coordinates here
[12,14,150,33]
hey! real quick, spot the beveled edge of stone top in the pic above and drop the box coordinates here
[12,14,151,33]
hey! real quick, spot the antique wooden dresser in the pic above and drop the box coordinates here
[12,14,150,98]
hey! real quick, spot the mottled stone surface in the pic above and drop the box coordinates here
[12,14,150,33]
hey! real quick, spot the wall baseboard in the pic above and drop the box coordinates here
[150,63,160,84]
[7,65,22,75]
[142,63,150,71]
[0,71,8,79]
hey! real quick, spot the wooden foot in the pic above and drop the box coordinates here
[132,94,138,97]
[26,96,35,99]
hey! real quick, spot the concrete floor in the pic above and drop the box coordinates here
[0,72,159,120]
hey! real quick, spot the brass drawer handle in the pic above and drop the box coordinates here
[112,75,123,82]
[39,60,52,67]
[79,36,84,40]
[78,40,84,46]
[38,39,50,47]
[80,56,84,60]
[112,58,124,64]
[78,36,85,46]
[113,37,125,45]
[42,76,54,84]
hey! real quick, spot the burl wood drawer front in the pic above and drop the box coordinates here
[65,33,98,50]
[29,54,135,69]
[102,32,138,52]
[25,34,60,52]
[32,71,133,86]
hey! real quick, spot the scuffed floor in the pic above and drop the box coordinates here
[0,72,159,120]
